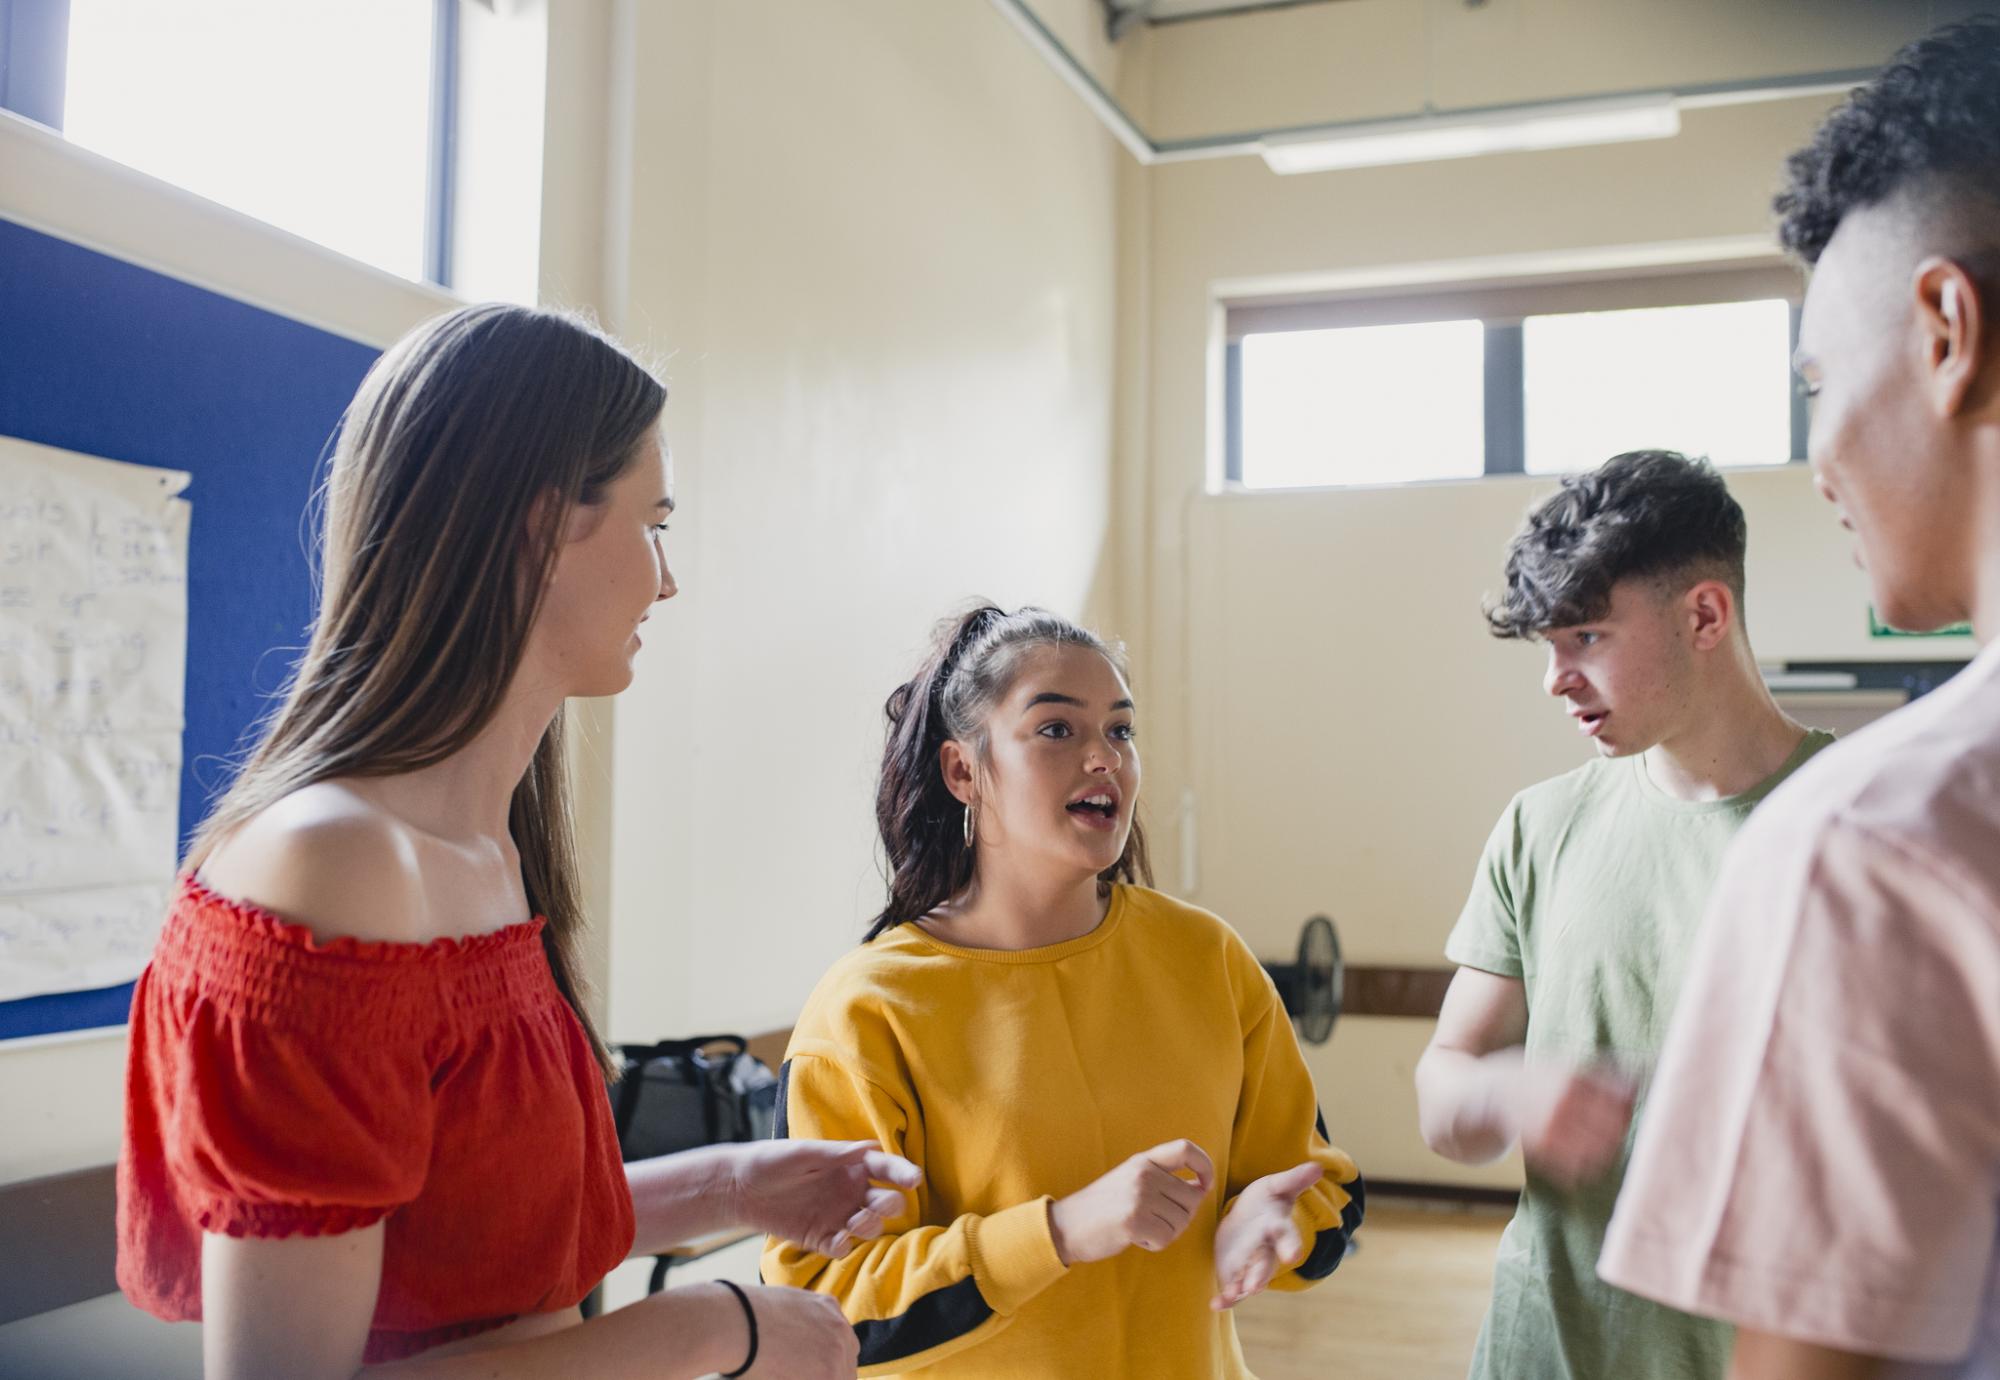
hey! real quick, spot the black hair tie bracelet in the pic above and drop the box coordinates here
[717,1279,758,1378]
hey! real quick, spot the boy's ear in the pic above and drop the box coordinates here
[1685,579,1735,651]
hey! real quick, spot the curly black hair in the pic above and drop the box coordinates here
[1485,451,1747,641]
[1776,16,2000,266]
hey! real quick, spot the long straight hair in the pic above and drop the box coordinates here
[868,605,1153,941]
[186,304,665,1075]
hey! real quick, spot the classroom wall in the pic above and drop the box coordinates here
[0,0,632,1190]
[595,0,1123,1044]
[1109,1,1980,1186]
[5,0,1982,1302]
[0,0,1122,1200]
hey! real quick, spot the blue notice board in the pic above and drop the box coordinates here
[0,217,383,1039]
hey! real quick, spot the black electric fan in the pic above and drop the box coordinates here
[1261,914,1343,1046]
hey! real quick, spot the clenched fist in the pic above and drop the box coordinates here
[1049,1140,1215,1265]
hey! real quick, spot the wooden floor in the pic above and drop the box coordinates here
[1234,1201,1507,1380]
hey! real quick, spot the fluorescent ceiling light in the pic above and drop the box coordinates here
[1259,94,1681,175]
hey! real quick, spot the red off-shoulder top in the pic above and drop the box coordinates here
[116,875,635,1363]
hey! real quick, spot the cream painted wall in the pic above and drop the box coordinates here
[1117,10,1976,1185]
[0,0,1122,1209]
[599,0,1122,1044]
[3,0,1971,1299]
[537,0,622,1028]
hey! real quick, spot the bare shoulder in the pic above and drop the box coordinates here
[198,781,428,944]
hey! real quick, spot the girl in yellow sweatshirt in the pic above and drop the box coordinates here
[763,605,1363,1378]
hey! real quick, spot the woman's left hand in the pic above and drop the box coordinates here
[1209,1162,1324,1310]
[732,1139,923,1258]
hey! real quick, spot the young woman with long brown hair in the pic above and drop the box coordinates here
[115,304,916,1379]
[762,606,1365,1378]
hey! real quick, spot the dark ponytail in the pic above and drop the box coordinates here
[867,604,1152,941]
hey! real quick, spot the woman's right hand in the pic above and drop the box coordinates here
[1048,1139,1215,1265]
[729,1282,860,1379]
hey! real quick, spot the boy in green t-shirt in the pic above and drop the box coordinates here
[1415,450,1833,1380]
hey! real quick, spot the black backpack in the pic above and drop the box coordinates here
[609,1034,780,1159]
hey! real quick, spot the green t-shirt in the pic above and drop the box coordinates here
[1445,729,1836,1380]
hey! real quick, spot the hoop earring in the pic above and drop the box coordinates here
[963,803,977,849]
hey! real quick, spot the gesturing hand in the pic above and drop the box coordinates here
[733,1139,922,1258]
[1210,1161,1324,1310]
[1515,1060,1635,1188]
[1049,1140,1216,1266]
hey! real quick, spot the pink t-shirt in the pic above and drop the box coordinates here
[1601,640,2000,1375]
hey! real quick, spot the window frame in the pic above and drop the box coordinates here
[0,0,69,130]
[0,0,463,291]
[1223,261,1808,489]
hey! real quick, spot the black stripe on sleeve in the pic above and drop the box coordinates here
[773,1060,792,1139]
[853,1275,995,1366]
[1295,1171,1365,1281]
[771,1056,991,1363]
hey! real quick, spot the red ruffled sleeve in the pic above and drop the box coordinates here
[161,988,437,1237]
[116,876,631,1360]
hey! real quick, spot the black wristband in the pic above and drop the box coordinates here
[717,1279,758,1378]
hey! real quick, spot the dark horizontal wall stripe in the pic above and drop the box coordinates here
[1342,966,1455,1019]
[1368,1179,1521,1208]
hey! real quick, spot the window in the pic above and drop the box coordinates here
[1522,299,1794,474]
[1238,320,1485,490]
[3,0,461,287]
[1225,265,1807,491]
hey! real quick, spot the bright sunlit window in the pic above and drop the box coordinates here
[1228,279,1801,490]
[62,0,437,282]
[1523,299,1793,474]
[1238,320,1485,490]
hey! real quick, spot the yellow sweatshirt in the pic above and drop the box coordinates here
[761,884,1363,1379]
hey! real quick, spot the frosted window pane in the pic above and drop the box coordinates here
[1523,299,1792,475]
[64,0,435,282]
[1239,320,1485,489]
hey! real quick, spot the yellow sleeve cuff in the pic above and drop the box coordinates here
[1266,1177,1355,1294]
[1296,1196,1325,1261]
[966,1195,1068,1315]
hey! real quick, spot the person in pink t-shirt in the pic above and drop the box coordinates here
[1599,18,2000,1380]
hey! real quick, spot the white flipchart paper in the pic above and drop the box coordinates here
[0,436,191,1005]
